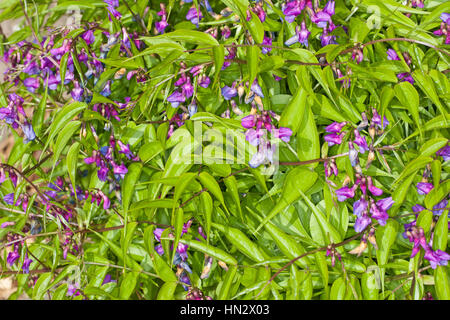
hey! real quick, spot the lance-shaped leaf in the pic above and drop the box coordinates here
[255,167,317,233]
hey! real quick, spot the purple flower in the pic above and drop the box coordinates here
[82,30,95,45]
[285,21,310,47]
[182,78,194,99]
[71,81,84,102]
[1,221,15,228]
[167,91,186,108]
[24,78,40,93]
[241,115,256,129]
[112,162,128,179]
[354,214,372,232]
[412,204,426,212]
[100,80,111,97]
[102,274,116,285]
[221,84,237,100]
[97,166,109,181]
[155,244,164,255]
[67,283,81,297]
[186,7,203,27]
[433,199,448,216]
[249,142,274,168]
[261,36,272,54]
[371,109,389,130]
[176,242,189,261]
[274,127,293,142]
[367,177,383,196]
[154,228,164,242]
[251,81,264,98]
[416,182,434,195]
[440,12,450,24]
[21,122,36,143]
[22,253,33,274]
[325,121,346,133]
[353,197,368,217]
[397,72,414,84]
[324,133,343,146]
[4,193,15,205]
[376,197,394,212]
[387,49,400,61]
[245,128,263,146]
[370,202,389,226]
[335,185,357,202]
[282,0,305,23]
[198,75,210,88]
[436,145,450,161]
[7,249,20,266]
[353,129,368,153]
[320,29,336,47]
[424,249,450,269]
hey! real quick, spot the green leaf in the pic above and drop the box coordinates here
[247,46,259,86]
[224,175,243,221]
[433,210,448,251]
[435,266,450,300]
[424,179,450,210]
[394,81,420,134]
[392,156,433,187]
[248,207,310,269]
[32,273,52,300]
[296,100,320,167]
[212,223,265,263]
[255,167,318,233]
[152,29,219,46]
[197,172,226,210]
[122,162,143,214]
[412,70,447,122]
[67,142,81,200]
[179,238,237,265]
[419,138,448,157]
[157,281,178,300]
[43,101,87,156]
[52,121,80,168]
[217,265,238,300]
[279,87,308,135]
[119,272,139,300]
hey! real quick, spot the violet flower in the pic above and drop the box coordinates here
[186,7,203,27]
[221,84,238,100]
[24,78,40,93]
[354,214,372,233]
[353,129,369,153]
[262,36,272,54]
[285,21,310,47]
[82,30,95,45]
[167,91,186,108]
[22,253,33,274]
[416,182,434,195]
[324,133,343,146]
[335,185,357,202]
[353,197,368,217]
[436,145,450,161]
[387,49,400,61]
[21,121,36,143]
[282,0,305,23]
[326,121,347,133]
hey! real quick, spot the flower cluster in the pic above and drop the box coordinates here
[153,220,195,290]
[84,136,138,182]
[386,49,414,84]
[241,106,292,168]
[434,13,450,45]
[0,94,36,143]
[324,109,394,231]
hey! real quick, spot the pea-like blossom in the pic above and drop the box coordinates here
[416,182,434,195]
